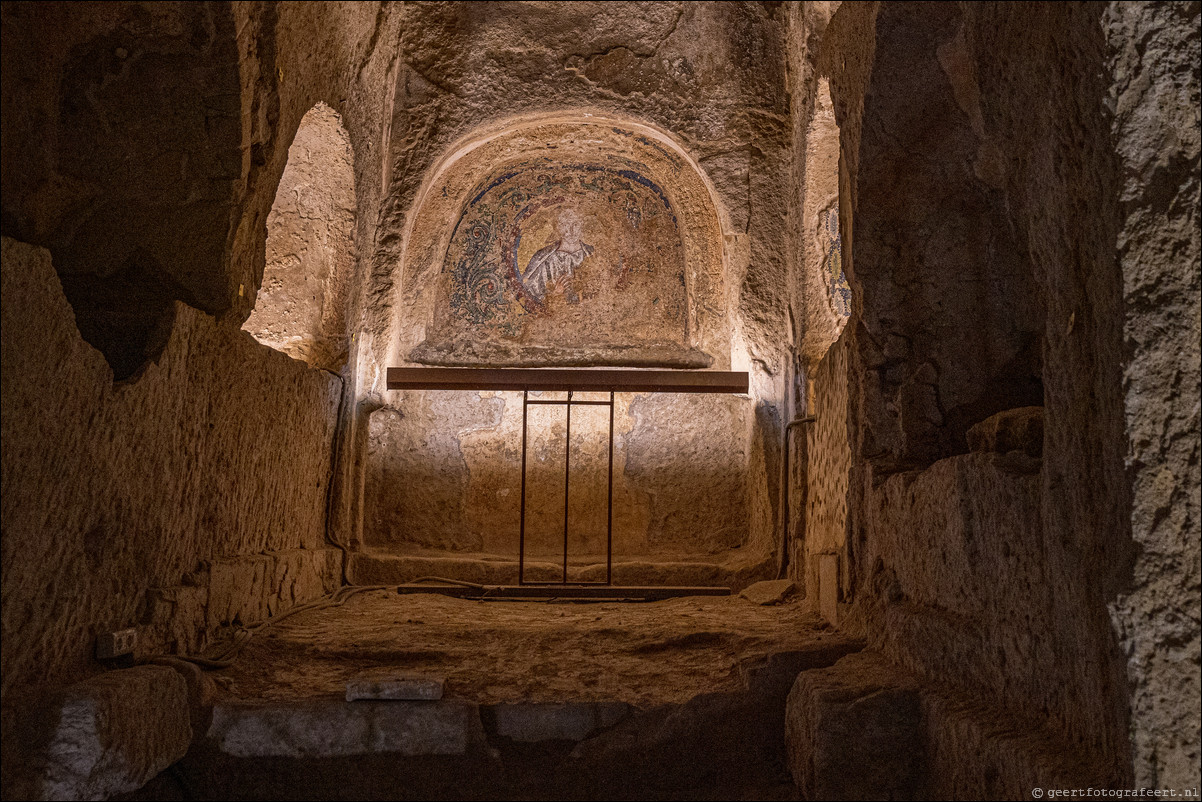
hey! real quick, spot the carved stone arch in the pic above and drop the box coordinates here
[389,113,735,372]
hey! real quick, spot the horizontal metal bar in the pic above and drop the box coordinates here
[387,367,749,394]
[517,580,613,586]
[524,399,614,406]
[396,584,732,600]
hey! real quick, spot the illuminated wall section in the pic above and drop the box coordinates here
[359,115,773,576]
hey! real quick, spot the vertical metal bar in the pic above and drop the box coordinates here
[563,390,572,584]
[519,390,528,586]
[607,391,615,586]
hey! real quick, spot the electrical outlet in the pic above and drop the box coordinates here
[96,628,137,659]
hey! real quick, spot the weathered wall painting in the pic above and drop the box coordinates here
[427,160,689,358]
[819,204,850,318]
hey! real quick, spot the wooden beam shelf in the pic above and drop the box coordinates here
[386,367,749,394]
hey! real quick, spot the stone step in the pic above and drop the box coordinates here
[120,642,861,800]
[348,551,775,592]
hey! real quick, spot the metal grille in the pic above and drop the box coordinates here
[518,390,616,585]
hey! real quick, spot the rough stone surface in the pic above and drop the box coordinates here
[1,666,191,801]
[784,1,843,374]
[857,454,1046,732]
[1103,0,1202,787]
[0,2,245,334]
[966,405,1044,457]
[0,0,403,718]
[779,1,1199,791]
[243,102,357,371]
[1,237,342,697]
[816,553,840,627]
[346,677,444,702]
[948,1,1149,782]
[208,700,472,757]
[148,656,218,741]
[204,591,857,707]
[786,652,922,800]
[919,688,1110,800]
[364,390,759,565]
[739,580,797,606]
[801,328,851,599]
[848,2,1045,473]
[786,651,1109,800]
[489,702,630,743]
[795,76,850,373]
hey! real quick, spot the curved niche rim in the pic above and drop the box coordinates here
[395,114,733,370]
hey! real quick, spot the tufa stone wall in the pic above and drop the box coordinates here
[802,328,851,613]
[1,236,342,698]
[0,0,405,706]
[789,0,1197,789]
[797,78,849,374]
[827,0,1130,782]
[243,102,357,372]
[0,0,407,582]
[1104,1,1201,787]
[0,1,245,325]
[364,391,756,566]
[845,1,1045,473]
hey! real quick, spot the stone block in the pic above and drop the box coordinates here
[739,579,798,605]
[206,548,341,629]
[786,652,922,800]
[149,657,217,740]
[207,700,473,757]
[488,702,630,742]
[346,676,444,701]
[2,665,191,801]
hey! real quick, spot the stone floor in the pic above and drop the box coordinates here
[212,589,846,706]
[119,589,863,800]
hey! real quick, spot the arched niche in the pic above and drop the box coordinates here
[394,114,733,370]
[244,102,356,370]
[357,114,769,580]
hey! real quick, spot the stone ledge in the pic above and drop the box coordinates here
[347,551,773,591]
[141,547,344,657]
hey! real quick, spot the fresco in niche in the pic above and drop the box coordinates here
[430,160,689,356]
[519,207,593,304]
[819,204,851,318]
